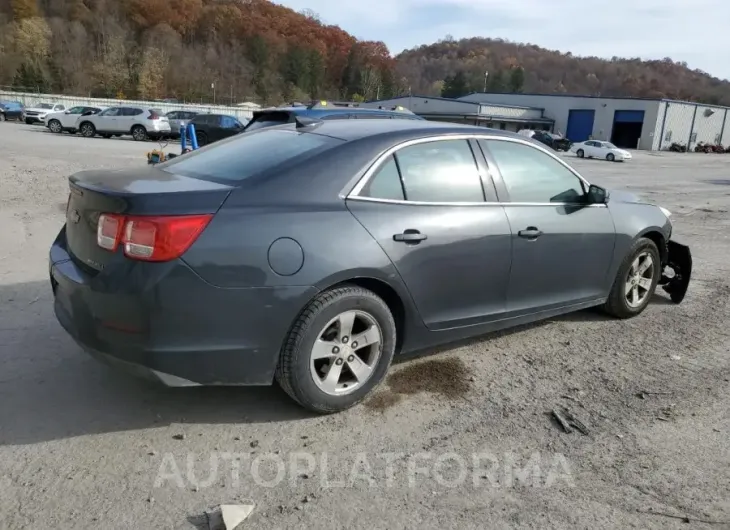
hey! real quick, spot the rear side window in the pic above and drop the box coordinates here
[396,140,485,202]
[361,155,404,200]
[360,140,485,203]
[161,129,341,182]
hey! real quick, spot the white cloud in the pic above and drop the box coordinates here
[275,0,730,80]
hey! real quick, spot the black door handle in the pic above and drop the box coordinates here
[393,229,427,243]
[518,227,543,239]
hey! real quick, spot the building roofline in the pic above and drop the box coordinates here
[364,94,541,111]
[461,91,665,102]
[420,113,554,123]
[660,98,730,110]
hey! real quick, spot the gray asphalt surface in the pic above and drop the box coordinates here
[0,123,729,529]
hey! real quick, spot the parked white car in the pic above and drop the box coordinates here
[571,140,632,162]
[23,102,66,124]
[75,105,172,141]
[44,105,105,134]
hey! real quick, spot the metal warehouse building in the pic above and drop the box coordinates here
[366,93,730,151]
[362,96,555,133]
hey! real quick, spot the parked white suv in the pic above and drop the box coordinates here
[76,105,172,141]
[23,102,66,124]
[44,105,105,134]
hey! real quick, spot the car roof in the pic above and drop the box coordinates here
[297,118,518,142]
[258,106,423,119]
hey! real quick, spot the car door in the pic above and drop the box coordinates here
[479,138,616,315]
[95,107,120,131]
[346,137,513,330]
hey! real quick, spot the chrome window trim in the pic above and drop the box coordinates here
[347,134,592,204]
[347,195,607,208]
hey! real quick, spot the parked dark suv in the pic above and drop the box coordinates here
[0,101,24,121]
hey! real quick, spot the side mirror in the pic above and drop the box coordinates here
[64,110,71,114]
[588,184,609,204]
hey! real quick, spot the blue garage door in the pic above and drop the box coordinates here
[566,109,595,142]
[613,110,645,123]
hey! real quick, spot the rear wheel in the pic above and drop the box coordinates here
[79,122,96,138]
[48,119,62,133]
[196,131,208,146]
[131,125,148,141]
[275,285,396,413]
[603,237,660,318]
[606,153,615,162]
[576,149,584,158]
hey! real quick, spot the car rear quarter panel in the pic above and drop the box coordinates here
[605,201,672,288]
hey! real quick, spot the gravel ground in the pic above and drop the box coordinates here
[0,123,729,529]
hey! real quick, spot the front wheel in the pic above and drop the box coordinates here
[603,238,660,318]
[275,285,396,413]
[48,119,62,133]
[196,131,208,146]
[576,149,584,158]
[606,153,616,162]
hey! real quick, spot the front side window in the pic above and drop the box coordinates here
[68,106,84,114]
[482,139,586,203]
[220,115,241,129]
[395,140,485,202]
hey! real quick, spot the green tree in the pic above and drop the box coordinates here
[486,70,505,92]
[441,70,470,98]
[509,66,525,93]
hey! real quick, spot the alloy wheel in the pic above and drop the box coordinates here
[49,120,62,133]
[625,251,654,308]
[309,310,383,396]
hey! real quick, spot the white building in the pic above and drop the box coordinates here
[362,96,555,133]
[365,93,730,151]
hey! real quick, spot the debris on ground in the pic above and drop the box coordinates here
[551,407,589,435]
[637,508,729,525]
[172,434,185,440]
[205,504,255,530]
[249,440,259,448]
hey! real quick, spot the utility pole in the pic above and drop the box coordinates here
[483,71,489,92]
[211,82,215,105]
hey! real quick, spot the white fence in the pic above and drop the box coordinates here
[0,90,256,121]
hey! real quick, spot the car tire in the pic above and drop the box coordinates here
[606,153,615,162]
[131,125,148,141]
[603,237,661,319]
[79,122,96,138]
[576,149,584,158]
[25,118,33,125]
[48,119,62,134]
[275,285,397,414]
[196,131,208,146]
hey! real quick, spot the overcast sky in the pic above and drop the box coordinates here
[276,0,730,81]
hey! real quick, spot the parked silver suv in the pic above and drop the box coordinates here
[76,105,171,141]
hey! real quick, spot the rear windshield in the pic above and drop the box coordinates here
[160,129,341,182]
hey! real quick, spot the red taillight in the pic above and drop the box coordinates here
[96,214,212,262]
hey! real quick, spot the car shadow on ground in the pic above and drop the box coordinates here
[0,280,677,446]
[0,280,314,447]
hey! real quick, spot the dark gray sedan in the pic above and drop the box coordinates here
[50,119,692,413]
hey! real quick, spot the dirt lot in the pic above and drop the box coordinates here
[0,123,729,529]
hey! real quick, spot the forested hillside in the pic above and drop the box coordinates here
[0,0,400,104]
[1,1,729,107]
[396,37,730,106]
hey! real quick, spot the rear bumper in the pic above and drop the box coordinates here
[50,227,317,386]
[659,239,692,303]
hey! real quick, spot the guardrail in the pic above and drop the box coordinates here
[0,90,256,121]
